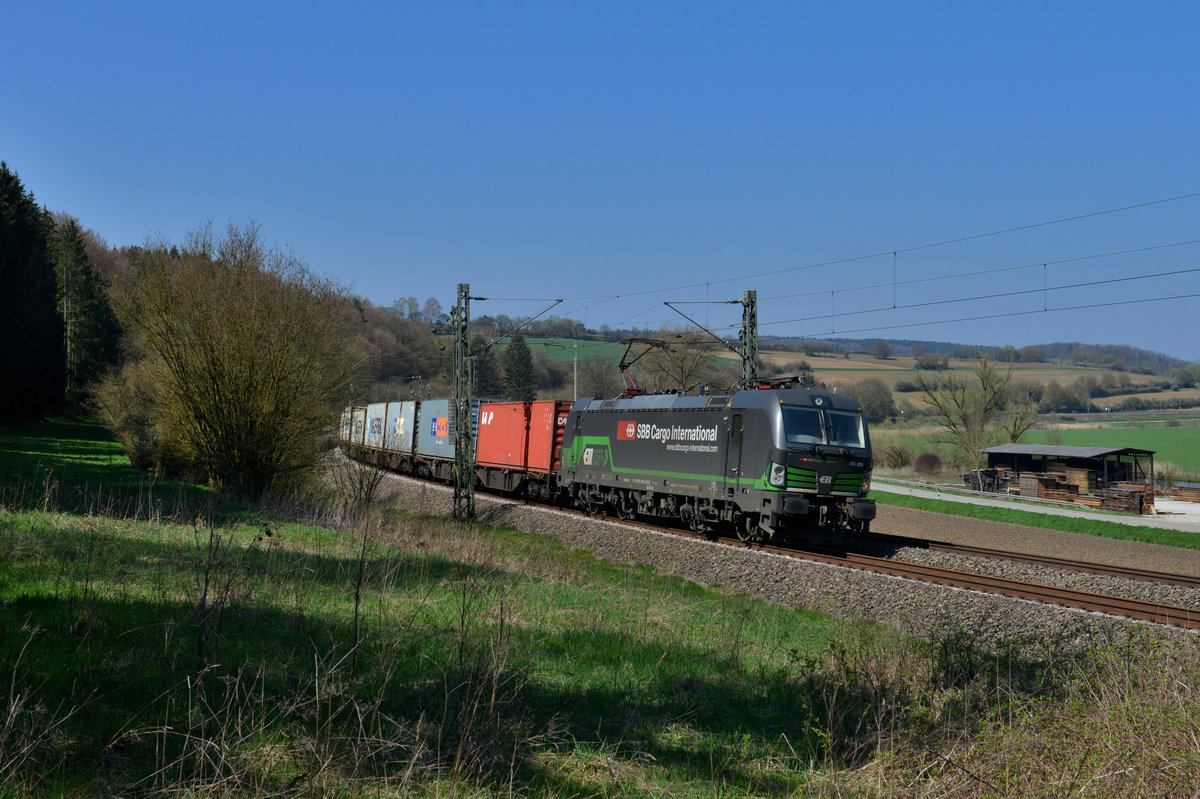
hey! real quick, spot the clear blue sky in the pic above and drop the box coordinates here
[6,1,1199,360]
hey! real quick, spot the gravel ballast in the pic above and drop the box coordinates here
[373,468,1200,648]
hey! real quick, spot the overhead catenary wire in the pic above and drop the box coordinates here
[786,290,1200,339]
[490,190,1200,305]
[462,191,1199,345]
[762,265,1200,328]
[760,237,1200,303]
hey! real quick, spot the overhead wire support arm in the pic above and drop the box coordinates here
[663,289,758,387]
[617,337,672,396]
[663,300,743,358]
[479,299,564,351]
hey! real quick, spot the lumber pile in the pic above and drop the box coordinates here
[1099,482,1155,514]
[1017,472,1078,502]
[1014,472,1155,515]
[1174,484,1200,503]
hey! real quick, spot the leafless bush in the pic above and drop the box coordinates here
[187,519,260,721]
[877,441,914,469]
[325,453,385,528]
[1156,460,1182,493]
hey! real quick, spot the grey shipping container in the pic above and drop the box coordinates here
[385,401,418,454]
[415,399,481,461]
[365,403,389,449]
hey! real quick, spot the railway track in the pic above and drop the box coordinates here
[851,529,1200,590]
[736,536,1200,631]
[359,457,1200,632]
[566,508,1200,630]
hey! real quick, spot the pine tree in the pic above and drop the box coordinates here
[50,218,121,409]
[502,333,536,401]
[0,163,64,420]
[471,334,504,398]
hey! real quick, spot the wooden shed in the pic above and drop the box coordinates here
[966,444,1156,514]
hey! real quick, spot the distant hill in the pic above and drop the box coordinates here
[759,337,1191,375]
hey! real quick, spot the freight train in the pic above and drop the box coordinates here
[340,387,875,541]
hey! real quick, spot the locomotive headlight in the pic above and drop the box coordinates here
[769,462,787,488]
[861,472,872,494]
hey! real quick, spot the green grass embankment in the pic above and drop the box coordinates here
[4,419,1200,796]
[871,488,1200,550]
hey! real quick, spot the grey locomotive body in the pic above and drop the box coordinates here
[560,388,875,540]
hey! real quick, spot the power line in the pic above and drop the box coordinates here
[763,237,1200,303]
[764,265,1200,328]
[781,291,1200,339]
[516,190,1200,304]
[464,193,1199,345]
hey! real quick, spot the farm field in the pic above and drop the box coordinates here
[523,337,626,363]
[521,339,1200,414]
[1021,425,1200,473]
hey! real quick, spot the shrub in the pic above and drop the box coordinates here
[878,442,914,469]
[1157,461,1182,493]
[915,353,950,371]
[913,451,943,476]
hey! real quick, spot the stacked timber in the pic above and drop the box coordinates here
[1017,472,1079,502]
[1098,482,1155,514]
[1175,484,1200,503]
[1064,467,1093,495]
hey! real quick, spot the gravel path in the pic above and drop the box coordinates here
[371,466,1200,650]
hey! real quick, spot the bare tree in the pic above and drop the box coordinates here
[916,355,1030,471]
[578,354,620,399]
[642,329,721,393]
[998,384,1040,444]
[421,297,443,324]
[109,221,358,497]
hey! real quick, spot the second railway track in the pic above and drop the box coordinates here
[561,503,1200,631]
[852,529,1200,590]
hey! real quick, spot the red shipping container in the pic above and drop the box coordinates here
[475,400,573,474]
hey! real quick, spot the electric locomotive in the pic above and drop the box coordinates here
[559,388,874,540]
[341,386,875,542]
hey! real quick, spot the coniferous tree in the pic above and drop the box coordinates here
[50,217,121,409]
[0,163,64,420]
[502,333,536,401]
[471,334,504,398]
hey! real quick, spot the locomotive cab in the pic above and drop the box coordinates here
[754,391,875,538]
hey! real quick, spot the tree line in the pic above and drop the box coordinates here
[0,163,121,420]
[0,163,604,496]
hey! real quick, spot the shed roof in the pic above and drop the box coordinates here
[981,444,1155,458]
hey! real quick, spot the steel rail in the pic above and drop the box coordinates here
[853,530,1200,590]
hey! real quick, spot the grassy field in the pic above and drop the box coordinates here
[522,338,626,364]
[1021,424,1200,473]
[4,420,1200,796]
[525,340,1200,411]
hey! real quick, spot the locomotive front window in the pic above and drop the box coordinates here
[782,407,823,444]
[826,410,866,448]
